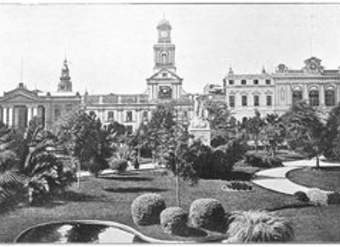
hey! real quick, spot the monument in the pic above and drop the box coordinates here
[188,96,211,146]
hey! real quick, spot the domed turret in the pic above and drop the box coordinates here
[157,18,171,30]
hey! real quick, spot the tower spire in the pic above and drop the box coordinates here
[57,58,72,92]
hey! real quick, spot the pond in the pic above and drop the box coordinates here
[15,221,160,243]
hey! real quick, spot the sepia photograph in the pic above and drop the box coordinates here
[0,0,340,243]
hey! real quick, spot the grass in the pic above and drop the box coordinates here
[287,167,340,192]
[0,169,338,242]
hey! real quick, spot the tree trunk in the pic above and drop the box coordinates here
[176,173,181,207]
[316,154,320,169]
[254,135,258,152]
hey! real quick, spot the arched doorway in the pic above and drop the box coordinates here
[38,105,46,127]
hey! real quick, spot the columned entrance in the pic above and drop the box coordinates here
[14,106,28,130]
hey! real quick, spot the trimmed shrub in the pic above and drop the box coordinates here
[244,153,282,168]
[131,193,166,226]
[294,191,310,202]
[160,207,188,235]
[305,188,329,206]
[110,159,128,173]
[189,198,226,232]
[327,192,340,205]
[225,210,294,243]
[227,182,252,191]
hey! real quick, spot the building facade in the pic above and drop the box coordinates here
[83,18,193,133]
[0,59,81,131]
[223,57,340,119]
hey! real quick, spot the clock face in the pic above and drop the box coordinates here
[160,31,168,38]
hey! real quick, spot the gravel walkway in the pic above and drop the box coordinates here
[252,157,340,195]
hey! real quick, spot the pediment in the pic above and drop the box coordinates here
[147,68,183,82]
[0,89,41,103]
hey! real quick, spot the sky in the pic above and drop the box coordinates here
[0,3,340,94]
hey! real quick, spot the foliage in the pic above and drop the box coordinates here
[56,111,112,175]
[225,210,294,243]
[189,138,247,179]
[323,103,340,161]
[204,100,241,147]
[0,123,25,209]
[327,192,340,205]
[245,110,265,151]
[23,119,76,204]
[260,114,286,158]
[305,188,329,206]
[109,159,128,173]
[131,193,166,226]
[281,101,325,168]
[141,103,177,161]
[226,182,252,191]
[189,198,226,232]
[294,191,310,202]
[160,207,188,235]
[244,153,282,168]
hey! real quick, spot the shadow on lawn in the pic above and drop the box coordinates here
[103,187,168,193]
[100,176,153,182]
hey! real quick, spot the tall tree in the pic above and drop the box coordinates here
[56,111,111,176]
[281,101,325,168]
[204,100,240,147]
[260,114,286,158]
[162,124,198,206]
[246,110,265,152]
[323,102,340,161]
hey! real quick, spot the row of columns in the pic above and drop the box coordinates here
[1,106,39,127]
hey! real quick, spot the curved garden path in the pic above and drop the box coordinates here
[252,157,340,195]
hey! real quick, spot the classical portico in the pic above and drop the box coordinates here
[0,83,47,129]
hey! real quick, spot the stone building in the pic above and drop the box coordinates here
[83,18,194,133]
[0,59,81,131]
[223,57,340,119]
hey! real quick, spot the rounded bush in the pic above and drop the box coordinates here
[225,210,294,243]
[131,193,166,226]
[160,207,188,235]
[294,191,310,202]
[189,198,226,231]
[327,192,340,205]
[110,159,128,172]
[306,188,329,206]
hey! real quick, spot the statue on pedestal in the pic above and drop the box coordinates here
[188,96,211,145]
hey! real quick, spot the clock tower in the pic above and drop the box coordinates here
[153,19,176,72]
[147,19,183,101]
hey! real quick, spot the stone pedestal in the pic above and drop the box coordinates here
[188,117,211,146]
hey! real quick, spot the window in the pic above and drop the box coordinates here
[126,111,133,122]
[126,125,133,135]
[265,79,271,85]
[161,52,167,64]
[254,95,259,106]
[65,104,72,112]
[241,80,247,85]
[142,111,148,120]
[325,89,335,106]
[108,111,114,121]
[229,95,235,107]
[162,72,167,78]
[267,95,272,106]
[242,95,247,106]
[228,80,234,85]
[309,90,319,106]
[54,108,61,121]
[253,79,259,85]
[292,90,303,105]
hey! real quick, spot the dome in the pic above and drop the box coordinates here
[157,18,171,29]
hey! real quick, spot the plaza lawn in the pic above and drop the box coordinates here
[288,167,340,192]
[0,169,339,242]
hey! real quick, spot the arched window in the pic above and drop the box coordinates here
[161,52,167,64]
[325,89,335,106]
[142,111,148,121]
[107,111,114,121]
[126,111,133,122]
[309,90,319,106]
[292,90,303,105]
